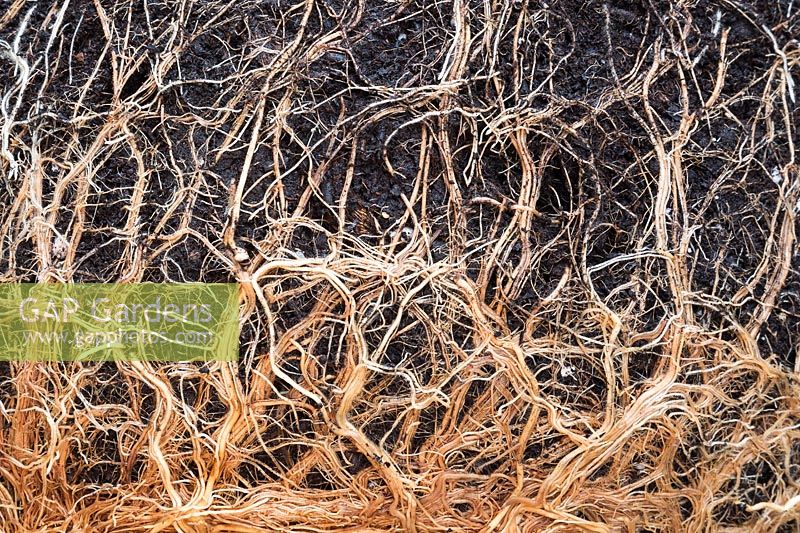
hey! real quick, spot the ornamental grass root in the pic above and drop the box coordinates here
[1,0,799,531]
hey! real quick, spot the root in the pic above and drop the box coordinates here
[0,0,799,531]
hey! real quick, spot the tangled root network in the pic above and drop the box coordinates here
[1,0,799,531]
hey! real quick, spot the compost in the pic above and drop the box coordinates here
[1,0,799,530]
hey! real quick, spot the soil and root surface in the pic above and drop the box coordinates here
[1,0,799,530]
